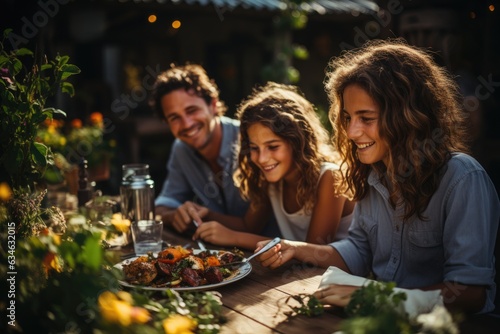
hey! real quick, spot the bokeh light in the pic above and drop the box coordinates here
[172,20,181,29]
[148,15,157,23]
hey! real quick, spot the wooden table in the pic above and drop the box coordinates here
[114,227,500,334]
[216,255,343,334]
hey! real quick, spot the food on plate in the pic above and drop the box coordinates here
[122,256,157,285]
[157,245,191,264]
[121,245,245,288]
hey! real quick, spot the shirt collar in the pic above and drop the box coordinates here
[368,169,391,201]
[217,117,238,168]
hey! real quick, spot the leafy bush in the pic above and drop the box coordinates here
[0,222,226,334]
[0,28,80,191]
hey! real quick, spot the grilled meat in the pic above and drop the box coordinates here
[180,267,202,287]
[204,266,224,284]
[123,259,157,285]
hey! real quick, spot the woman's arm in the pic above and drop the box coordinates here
[312,281,487,314]
[306,170,352,244]
[193,221,270,250]
[193,198,275,250]
[424,282,487,314]
[256,239,351,271]
[206,197,274,233]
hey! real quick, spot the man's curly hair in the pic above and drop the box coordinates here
[149,63,227,119]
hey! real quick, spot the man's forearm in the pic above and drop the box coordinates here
[155,206,176,227]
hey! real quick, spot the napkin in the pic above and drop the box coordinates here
[318,266,444,319]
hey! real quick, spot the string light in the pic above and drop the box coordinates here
[488,4,495,12]
[148,15,157,23]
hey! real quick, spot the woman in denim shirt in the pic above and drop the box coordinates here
[256,39,500,314]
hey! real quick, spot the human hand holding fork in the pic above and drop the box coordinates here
[191,220,207,251]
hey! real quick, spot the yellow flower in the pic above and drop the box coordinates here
[131,306,151,324]
[52,234,61,246]
[116,291,134,304]
[99,291,132,326]
[162,315,197,334]
[0,182,12,201]
[98,291,150,326]
[111,213,131,233]
[43,252,62,273]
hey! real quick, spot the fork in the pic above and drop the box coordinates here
[218,237,281,268]
[191,220,207,251]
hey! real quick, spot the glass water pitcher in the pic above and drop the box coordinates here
[120,163,155,222]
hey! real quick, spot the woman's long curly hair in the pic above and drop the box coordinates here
[325,39,469,221]
[234,82,344,214]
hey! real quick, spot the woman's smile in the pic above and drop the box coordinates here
[247,123,295,183]
[343,84,390,166]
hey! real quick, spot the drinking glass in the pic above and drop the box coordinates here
[131,219,163,255]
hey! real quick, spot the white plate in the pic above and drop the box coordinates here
[113,249,252,292]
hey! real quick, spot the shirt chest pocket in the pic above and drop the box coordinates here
[358,215,379,250]
[408,230,442,247]
[407,229,443,265]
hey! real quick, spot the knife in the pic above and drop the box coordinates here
[192,220,207,251]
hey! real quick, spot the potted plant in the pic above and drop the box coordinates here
[37,111,116,184]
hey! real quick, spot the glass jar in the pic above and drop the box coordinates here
[120,163,155,222]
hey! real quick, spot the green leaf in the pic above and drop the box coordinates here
[43,107,67,117]
[32,112,47,124]
[15,48,33,57]
[31,141,49,167]
[57,54,70,65]
[0,54,8,66]
[0,84,15,101]
[3,28,13,38]
[40,63,52,71]
[59,241,78,268]
[290,10,308,29]
[293,45,309,60]
[42,165,64,184]
[60,64,81,80]
[39,79,51,96]
[12,58,22,75]
[287,66,300,83]
[83,236,103,271]
[61,81,75,96]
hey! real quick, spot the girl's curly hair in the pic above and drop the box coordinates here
[235,82,344,213]
[325,38,469,222]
